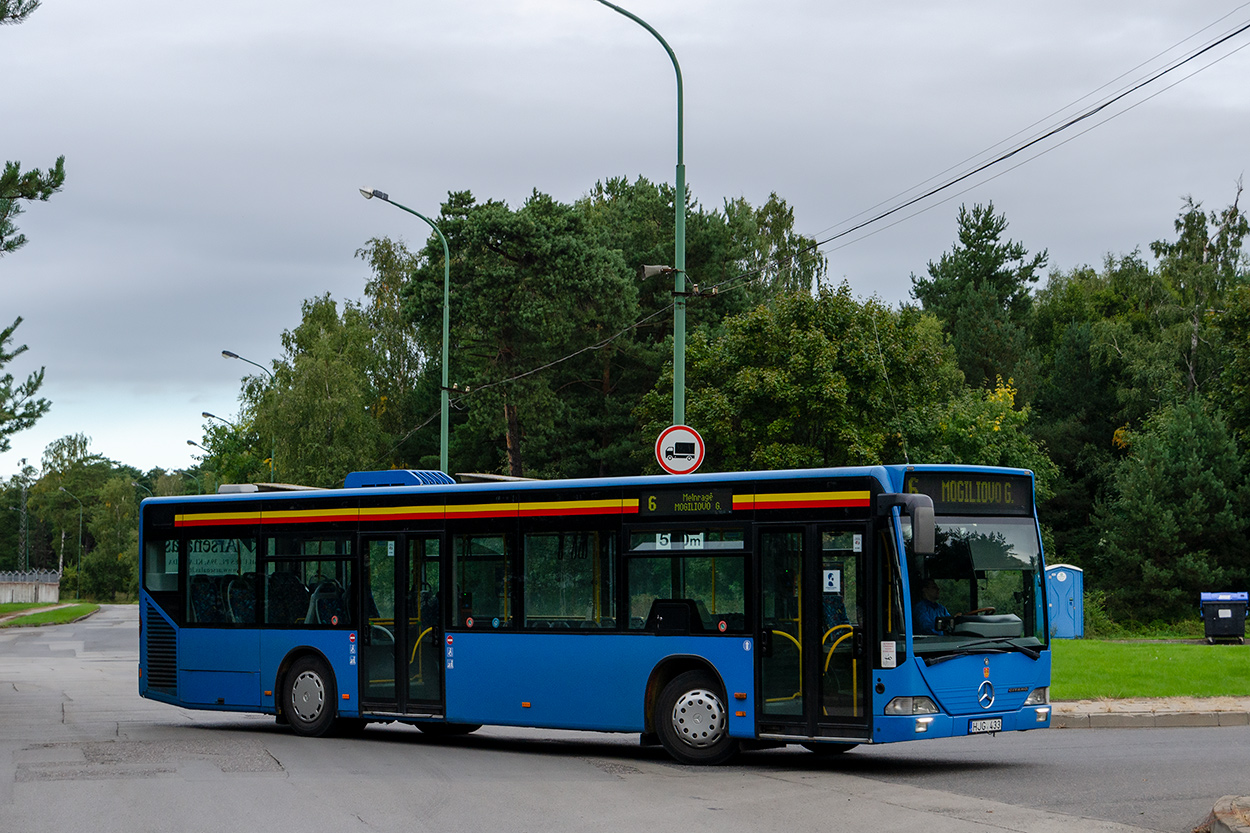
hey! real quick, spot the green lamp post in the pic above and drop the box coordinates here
[360,187,451,475]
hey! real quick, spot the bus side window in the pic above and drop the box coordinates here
[625,554,746,633]
[453,533,514,629]
[185,535,258,625]
[878,530,907,665]
[263,534,355,627]
[523,530,617,629]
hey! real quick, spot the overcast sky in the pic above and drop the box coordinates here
[4,0,1249,478]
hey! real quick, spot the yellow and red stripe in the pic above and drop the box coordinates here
[735,490,870,511]
[173,489,870,527]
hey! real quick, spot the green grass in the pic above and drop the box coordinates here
[0,602,51,615]
[1052,638,1250,700]
[0,603,99,628]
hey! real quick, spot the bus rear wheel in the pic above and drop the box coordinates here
[655,670,739,765]
[283,655,337,737]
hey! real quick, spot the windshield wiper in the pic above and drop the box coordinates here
[922,637,1041,665]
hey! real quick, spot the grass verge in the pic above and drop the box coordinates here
[0,602,51,615]
[1052,638,1250,700]
[0,603,100,628]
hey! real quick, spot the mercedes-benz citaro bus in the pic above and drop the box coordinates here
[138,464,1051,765]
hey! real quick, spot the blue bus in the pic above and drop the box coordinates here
[138,464,1051,764]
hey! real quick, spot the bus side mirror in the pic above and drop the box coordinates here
[877,493,935,554]
[912,505,935,555]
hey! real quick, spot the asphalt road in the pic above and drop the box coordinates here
[1,606,1241,833]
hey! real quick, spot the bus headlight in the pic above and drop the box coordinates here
[884,696,939,716]
[1022,687,1049,706]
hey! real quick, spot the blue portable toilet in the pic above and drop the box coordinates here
[1046,564,1085,639]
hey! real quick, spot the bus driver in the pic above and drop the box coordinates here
[913,578,950,635]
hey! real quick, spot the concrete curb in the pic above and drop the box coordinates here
[1051,710,1250,729]
[1052,696,1250,730]
[1212,795,1250,833]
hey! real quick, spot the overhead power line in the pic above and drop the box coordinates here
[808,15,1250,253]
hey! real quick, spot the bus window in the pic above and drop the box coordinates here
[523,530,616,629]
[144,538,179,593]
[907,516,1047,653]
[263,534,354,627]
[876,530,907,665]
[454,534,513,629]
[626,554,746,633]
[186,535,258,625]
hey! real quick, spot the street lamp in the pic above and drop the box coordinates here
[59,487,83,600]
[131,481,153,497]
[360,187,451,474]
[220,351,276,480]
[202,411,238,429]
[187,439,209,453]
[221,350,274,379]
[596,0,688,426]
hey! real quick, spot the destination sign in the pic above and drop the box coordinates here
[640,488,734,516]
[904,472,1033,516]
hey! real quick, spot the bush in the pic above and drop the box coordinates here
[1083,589,1125,638]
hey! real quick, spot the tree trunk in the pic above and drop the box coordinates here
[504,401,523,477]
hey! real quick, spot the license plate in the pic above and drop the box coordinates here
[969,718,1002,734]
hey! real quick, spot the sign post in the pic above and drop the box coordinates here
[655,425,705,475]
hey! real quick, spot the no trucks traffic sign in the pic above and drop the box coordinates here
[655,425,705,475]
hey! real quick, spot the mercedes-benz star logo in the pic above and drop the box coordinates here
[978,680,996,709]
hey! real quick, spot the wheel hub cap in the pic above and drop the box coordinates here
[671,688,726,749]
[291,671,325,722]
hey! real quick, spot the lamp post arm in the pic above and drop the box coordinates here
[594,0,683,165]
[222,350,274,380]
[595,0,686,425]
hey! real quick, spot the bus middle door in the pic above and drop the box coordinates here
[361,534,445,716]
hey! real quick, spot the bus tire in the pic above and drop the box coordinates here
[417,722,482,736]
[655,670,738,765]
[802,742,858,756]
[283,655,337,737]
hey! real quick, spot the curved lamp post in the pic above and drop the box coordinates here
[595,0,687,425]
[220,351,276,480]
[178,469,203,496]
[58,487,83,600]
[221,350,273,379]
[360,187,451,474]
[202,410,238,429]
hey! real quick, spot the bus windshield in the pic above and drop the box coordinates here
[909,515,1047,658]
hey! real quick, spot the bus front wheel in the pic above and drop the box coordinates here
[655,670,739,765]
[283,655,338,737]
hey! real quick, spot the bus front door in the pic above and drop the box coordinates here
[361,534,445,716]
[758,524,870,741]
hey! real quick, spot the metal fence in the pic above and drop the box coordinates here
[0,570,61,604]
